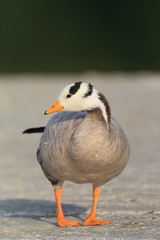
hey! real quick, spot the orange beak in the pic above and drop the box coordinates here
[44,100,64,115]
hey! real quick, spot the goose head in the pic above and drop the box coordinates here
[45,82,111,128]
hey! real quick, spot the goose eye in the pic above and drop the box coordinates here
[66,94,71,98]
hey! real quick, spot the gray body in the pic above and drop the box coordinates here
[37,109,130,188]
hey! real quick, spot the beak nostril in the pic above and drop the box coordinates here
[44,100,63,115]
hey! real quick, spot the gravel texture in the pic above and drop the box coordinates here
[0,73,160,240]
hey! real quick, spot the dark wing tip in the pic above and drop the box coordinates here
[22,127,45,134]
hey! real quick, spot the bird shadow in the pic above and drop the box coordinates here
[0,199,87,226]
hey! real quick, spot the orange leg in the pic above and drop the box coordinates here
[83,188,111,226]
[54,188,80,227]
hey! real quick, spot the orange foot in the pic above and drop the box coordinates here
[57,217,80,228]
[83,216,111,226]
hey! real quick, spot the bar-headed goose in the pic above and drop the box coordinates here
[27,82,130,227]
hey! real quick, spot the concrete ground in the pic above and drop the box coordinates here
[0,73,160,240]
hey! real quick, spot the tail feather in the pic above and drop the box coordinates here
[23,127,45,134]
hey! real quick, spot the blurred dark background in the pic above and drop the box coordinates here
[0,0,160,73]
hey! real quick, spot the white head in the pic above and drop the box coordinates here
[45,82,111,128]
[59,82,100,111]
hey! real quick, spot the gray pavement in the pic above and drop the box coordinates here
[0,73,160,239]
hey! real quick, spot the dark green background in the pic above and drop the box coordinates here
[0,1,160,72]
